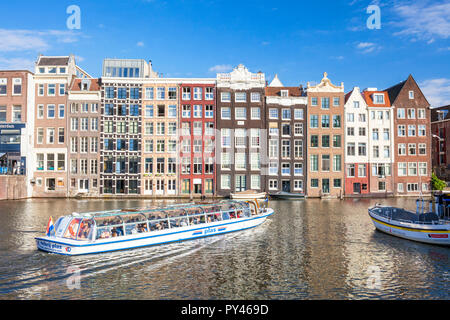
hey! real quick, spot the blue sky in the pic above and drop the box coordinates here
[0,0,449,106]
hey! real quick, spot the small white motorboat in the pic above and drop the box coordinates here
[368,197,450,246]
[36,200,274,256]
[230,190,267,200]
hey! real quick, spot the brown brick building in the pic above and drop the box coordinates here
[306,72,345,198]
[386,75,431,195]
[431,104,450,182]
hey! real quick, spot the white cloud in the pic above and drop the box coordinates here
[356,42,379,53]
[0,57,35,70]
[208,64,233,73]
[0,29,81,52]
[392,2,450,42]
[420,78,450,108]
[137,41,145,47]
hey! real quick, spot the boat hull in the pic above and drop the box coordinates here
[230,192,266,200]
[271,192,304,200]
[36,209,274,256]
[368,210,450,246]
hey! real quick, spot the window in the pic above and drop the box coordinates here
[182,105,191,118]
[37,154,44,170]
[235,152,246,170]
[0,79,7,95]
[347,127,355,136]
[294,109,304,120]
[409,90,414,99]
[294,163,303,176]
[418,125,426,137]
[168,87,177,100]
[221,175,231,189]
[310,155,318,172]
[333,97,340,106]
[221,152,231,170]
[347,113,354,122]
[311,179,319,188]
[58,128,64,144]
[269,139,278,158]
[383,128,389,140]
[282,109,291,120]
[311,97,318,106]
[47,105,55,118]
[11,106,21,122]
[383,146,390,158]
[12,78,22,95]
[322,135,330,148]
[418,108,426,119]
[358,143,366,156]
[419,162,427,176]
[294,123,303,136]
[47,128,55,144]
[372,129,379,140]
[310,135,319,148]
[282,123,291,136]
[398,143,406,155]
[407,108,415,119]
[105,87,115,99]
[235,128,247,148]
[269,108,278,119]
[347,164,355,177]
[235,107,246,120]
[358,164,366,177]
[281,163,290,175]
[235,92,246,102]
[269,179,278,190]
[374,94,384,104]
[333,115,341,128]
[145,87,154,100]
[193,105,202,118]
[321,115,330,128]
[221,107,230,119]
[408,125,416,136]
[156,87,165,100]
[48,84,56,96]
[321,155,330,171]
[373,146,379,158]
[37,128,44,144]
[157,105,165,117]
[221,129,231,147]
[353,101,360,108]
[418,143,426,155]
[205,105,214,118]
[407,183,418,192]
[408,143,416,155]
[118,88,127,99]
[408,162,417,176]
[333,155,342,172]
[281,140,290,158]
[250,153,261,170]
[398,125,406,137]
[347,143,355,156]
[269,161,278,175]
[333,135,341,148]
[205,87,214,100]
[80,118,88,131]
[397,108,405,119]
[182,87,191,100]
[80,137,88,153]
[47,154,55,171]
[250,128,260,148]
[321,97,330,109]
[251,92,261,102]
[251,107,261,120]
[193,87,202,100]
[359,127,366,136]
[221,92,231,102]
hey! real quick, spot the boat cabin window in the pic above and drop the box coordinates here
[95,216,124,239]
[63,218,82,240]
[121,213,148,235]
[77,219,94,240]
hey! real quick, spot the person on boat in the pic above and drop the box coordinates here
[138,223,147,233]
[206,215,212,223]
[100,230,111,239]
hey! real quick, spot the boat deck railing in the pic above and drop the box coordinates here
[369,205,445,225]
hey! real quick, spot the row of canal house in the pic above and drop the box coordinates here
[0,54,432,198]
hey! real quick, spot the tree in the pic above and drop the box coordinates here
[431,172,446,191]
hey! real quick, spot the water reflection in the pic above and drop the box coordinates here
[0,198,448,299]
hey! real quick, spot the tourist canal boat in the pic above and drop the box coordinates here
[368,197,450,246]
[36,200,274,256]
[230,190,267,200]
[270,191,305,200]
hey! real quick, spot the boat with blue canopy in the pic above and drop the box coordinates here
[36,200,274,255]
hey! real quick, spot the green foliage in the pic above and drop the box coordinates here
[431,172,446,191]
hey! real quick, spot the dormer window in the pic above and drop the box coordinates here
[39,67,45,74]
[59,67,66,74]
[281,90,288,97]
[48,67,57,74]
[374,94,384,104]
[409,90,414,99]
[81,79,91,91]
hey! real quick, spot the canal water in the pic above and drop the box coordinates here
[0,197,448,299]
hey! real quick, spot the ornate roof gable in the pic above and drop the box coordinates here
[307,72,344,93]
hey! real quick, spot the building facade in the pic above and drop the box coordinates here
[363,89,394,195]
[386,75,431,195]
[67,78,101,196]
[179,81,216,197]
[265,75,307,194]
[306,72,345,198]
[431,105,450,182]
[32,55,77,197]
[141,79,178,196]
[100,59,147,195]
[216,64,266,197]
[344,87,369,195]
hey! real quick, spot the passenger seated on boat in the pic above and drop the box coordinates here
[229,211,236,219]
[181,218,188,227]
[223,211,230,220]
[138,224,148,233]
[237,210,243,218]
[111,229,118,237]
[116,227,124,236]
[207,216,212,223]
[100,230,111,239]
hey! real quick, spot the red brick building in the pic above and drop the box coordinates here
[179,82,216,196]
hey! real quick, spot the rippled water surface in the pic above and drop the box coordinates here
[0,198,448,299]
